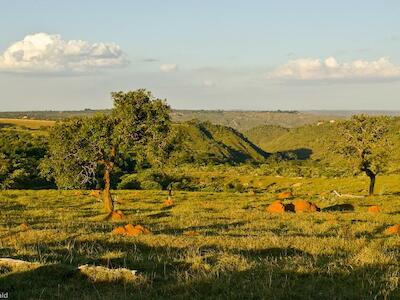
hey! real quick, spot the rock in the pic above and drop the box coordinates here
[368,205,380,213]
[277,192,293,199]
[293,200,320,213]
[292,183,302,188]
[385,224,400,235]
[266,201,286,213]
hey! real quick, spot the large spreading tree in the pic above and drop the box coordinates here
[338,114,390,196]
[42,89,171,212]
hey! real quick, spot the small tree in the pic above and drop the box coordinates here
[42,89,171,213]
[338,114,390,196]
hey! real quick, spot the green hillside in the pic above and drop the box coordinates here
[171,121,268,164]
[0,118,268,166]
[245,118,400,172]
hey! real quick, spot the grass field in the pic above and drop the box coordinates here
[0,118,55,129]
[0,118,55,137]
[1,175,399,299]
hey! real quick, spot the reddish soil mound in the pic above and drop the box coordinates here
[368,205,380,213]
[293,200,320,213]
[277,192,293,199]
[385,224,400,235]
[266,201,286,213]
[112,226,126,235]
[112,224,151,236]
[89,190,101,197]
[124,224,151,236]
[18,223,29,231]
[111,210,125,220]
[163,199,173,207]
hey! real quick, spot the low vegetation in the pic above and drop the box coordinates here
[1,174,400,299]
[1,90,399,299]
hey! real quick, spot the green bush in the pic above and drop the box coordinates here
[140,180,162,190]
[117,169,170,190]
[117,174,140,189]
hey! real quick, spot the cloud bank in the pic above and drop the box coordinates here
[267,57,400,81]
[0,33,128,73]
[160,64,178,72]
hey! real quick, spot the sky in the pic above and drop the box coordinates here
[0,1,400,111]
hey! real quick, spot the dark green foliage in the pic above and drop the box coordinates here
[42,89,171,190]
[0,130,50,189]
[117,169,170,190]
[338,115,391,195]
[338,115,390,174]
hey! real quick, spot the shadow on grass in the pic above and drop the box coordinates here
[387,210,400,215]
[0,263,146,299]
[147,211,171,219]
[178,263,399,300]
[2,242,398,299]
[322,204,354,212]
[157,221,247,235]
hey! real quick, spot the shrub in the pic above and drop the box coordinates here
[140,180,162,190]
[117,174,140,189]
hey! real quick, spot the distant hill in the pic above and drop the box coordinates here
[3,110,400,133]
[170,110,338,131]
[0,109,342,132]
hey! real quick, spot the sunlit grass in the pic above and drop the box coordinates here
[1,175,399,299]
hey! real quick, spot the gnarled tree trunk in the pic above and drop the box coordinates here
[103,167,114,213]
[101,146,116,213]
[364,168,376,196]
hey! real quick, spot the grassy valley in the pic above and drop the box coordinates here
[1,110,400,299]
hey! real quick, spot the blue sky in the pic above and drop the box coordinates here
[0,1,400,111]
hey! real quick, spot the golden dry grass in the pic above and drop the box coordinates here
[0,118,55,129]
[1,175,399,299]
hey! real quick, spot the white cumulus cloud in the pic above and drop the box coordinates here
[267,57,400,81]
[160,64,177,72]
[0,32,128,73]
